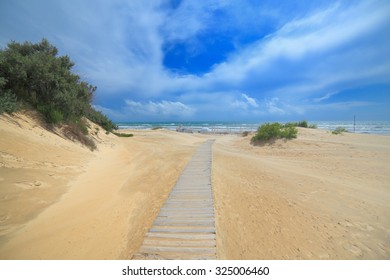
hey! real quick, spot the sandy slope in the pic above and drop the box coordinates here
[1,112,389,259]
[213,128,390,259]
[0,112,204,259]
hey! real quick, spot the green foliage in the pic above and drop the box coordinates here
[0,91,19,114]
[0,38,118,150]
[0,39,96,122]
[286,120,308,128]
[47,108,64,124]
[152,126,163,130]
[285,120,317,129]
[64,121,96,151]
[0,77,19,114]
[280,123,298,139]
[332,127,348,135]
[0,88,19,114]
[86,107,118,132]
[242,131,250,137]
[251,122,298,143]
[113,132,133,138]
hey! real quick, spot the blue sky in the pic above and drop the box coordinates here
[1,0,390,121]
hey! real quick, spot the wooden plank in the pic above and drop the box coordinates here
[157,214,215,219]
[166,201,213,204]
[149,226,215,233]
[145,232,216,240]
[153,220,215,227]
[158,212,214,217]
[155,217,215,223]
[167,195,212,199]
[159,207,214,211]
[140,245,216,255]
[170,191,212,194]
[159,210,214,215]
[143,239,216,247]
[163,202,213,207]
[132,252,216,260]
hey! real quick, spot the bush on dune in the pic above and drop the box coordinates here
[251,122,297,144]
[0,38,121,148]
[332,127,348,135]
[113,132,133,137]
[286,120,317,129]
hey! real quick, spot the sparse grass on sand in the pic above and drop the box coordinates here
[251,122,297,144]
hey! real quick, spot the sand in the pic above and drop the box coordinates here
[0,112,389,259]
[213,129,390,259]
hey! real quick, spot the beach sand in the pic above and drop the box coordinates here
[0,112,389,259]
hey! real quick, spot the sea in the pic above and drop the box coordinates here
[117,121,390,135]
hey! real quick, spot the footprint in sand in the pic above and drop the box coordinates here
[349,244,363,257]
[14,180,47,190]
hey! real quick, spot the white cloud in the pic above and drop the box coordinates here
[162,1,222,43]
[124,99,195,118]
[307,101,374,111]
[313,91,339,102]
[242,94,259,108]
[231,93,259,110]
[265,98,285,115]
[204,1,390,97]
[95,99,195,121]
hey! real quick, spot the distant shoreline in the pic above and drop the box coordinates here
[116,120,390,135]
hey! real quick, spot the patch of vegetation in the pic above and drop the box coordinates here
[251,122,297,143]
[286,120,317,129]
[286,120,308,128]
[86,107,117,132]
[113,132,133,138]
[0,91,19,114]
[242,131,250,137]
[0,39,117,149]
[0,77,19,114]
[63,121,96,151]
[152,126,163,130]
[332,127,348,135]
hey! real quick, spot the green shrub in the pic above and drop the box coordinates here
[47,108,64,124]
[113,132,133,138]
[242,131,250,137]
[152,126,163,130]
[251,122,297,143]
[286,120,317,129]
[36,105,64,124]
[0,91,19,114]
[280,123,298,139]
[64,122,96,151]
[0,39,118,150]
[332,127,348,135]
[86,107,117,132]
[286,121,305,128]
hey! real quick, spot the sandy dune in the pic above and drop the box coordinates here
[213,128,390,259]
[1,112,389,259]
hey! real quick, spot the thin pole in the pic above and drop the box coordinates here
[354,115,356,133]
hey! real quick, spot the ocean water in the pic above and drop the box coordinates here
[117,121,390,135]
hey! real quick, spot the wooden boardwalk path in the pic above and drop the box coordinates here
[133,139,216,260]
